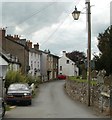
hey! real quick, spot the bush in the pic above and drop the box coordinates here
[34,76,42,88]
[25,75,42,88]
[25,75,35,86]
[5,70,26,89]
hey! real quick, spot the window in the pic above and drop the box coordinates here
[67,60,69,64]
[60,66,62,71]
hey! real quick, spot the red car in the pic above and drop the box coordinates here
[58,74,66,80]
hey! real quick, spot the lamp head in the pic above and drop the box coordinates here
[72,6,81,20]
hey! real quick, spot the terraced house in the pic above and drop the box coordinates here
[0,28,59,82]
[0,28,29,74]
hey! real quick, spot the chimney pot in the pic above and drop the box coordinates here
[0,28,6,39]
[27,40,32,48]
[34,43,39,50]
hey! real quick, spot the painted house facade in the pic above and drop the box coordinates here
[47,53,59,80]
[59,51,79,76]
[40,51,48,82]
[40,50,59,82]
[28,43,41,77]
[0,28,59,82]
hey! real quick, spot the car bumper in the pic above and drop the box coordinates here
[6,97,31,103]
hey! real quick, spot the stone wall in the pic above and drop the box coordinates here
[65,80,110,115]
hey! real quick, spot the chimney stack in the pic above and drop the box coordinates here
[26,40,32,49]
[0,28,6,39]
[13,35,19,40]
[34,43,39,50]
[63,51,66,56]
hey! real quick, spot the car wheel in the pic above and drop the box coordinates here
[2,103,6,117]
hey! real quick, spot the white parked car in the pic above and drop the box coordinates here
[6,83,32,105]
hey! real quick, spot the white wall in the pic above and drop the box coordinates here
[59,51,79,76]
[40,52,48,81]
[29,51,41,76]
[0,56,8,79]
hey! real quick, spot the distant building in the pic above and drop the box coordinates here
[28,42,41,77]
[40,50,59,82]
[110,1,112,25]
[28,42,59,81]
[0,28,59,82]
[46,51,59,81]
[40,51,48,82]
[59,51,79,76]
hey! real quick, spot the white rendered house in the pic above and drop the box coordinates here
[29,48,41,77]
[59,51,79,76]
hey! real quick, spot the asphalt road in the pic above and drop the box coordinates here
[5,80,101,118]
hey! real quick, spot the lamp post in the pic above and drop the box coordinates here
[72,0,91,106]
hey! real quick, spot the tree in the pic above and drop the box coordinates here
[66,50,87,76]
[66,50,86,64]
[94,25,112,75]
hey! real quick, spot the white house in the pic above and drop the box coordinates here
[59,51,79,76]
[29,43,41,77]
[40,51,48,82]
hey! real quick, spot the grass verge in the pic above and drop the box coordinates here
[68,76,97,86]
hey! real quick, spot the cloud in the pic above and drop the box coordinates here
[1,0,112,56]
[110,1,112,25]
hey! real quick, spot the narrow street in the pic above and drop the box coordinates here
[5,80,101,118]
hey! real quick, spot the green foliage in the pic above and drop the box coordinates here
[66,50,86,64]
[94,25,112,75]
[5,70,26,89]
[69,76,97,85]
[80,64,87,79]
[25,75,35,86]
[34,76,42,88]
[25,75,42,86]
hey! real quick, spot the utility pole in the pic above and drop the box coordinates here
[85,0,91,106]
[72,0,92,107]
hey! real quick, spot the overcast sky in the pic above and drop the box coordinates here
[1,0,112,57]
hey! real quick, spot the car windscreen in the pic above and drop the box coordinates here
[8,84,29,91]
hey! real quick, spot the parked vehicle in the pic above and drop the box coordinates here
[0,97,6,118]
[58,74,66,80]
[6,83,32,105]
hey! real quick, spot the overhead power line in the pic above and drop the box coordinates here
[6,2,56,28]
[6,0,81,29]
[41,0,82,46]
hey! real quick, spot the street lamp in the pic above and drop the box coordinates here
[72,6,81,20]
[72,0,91,106]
